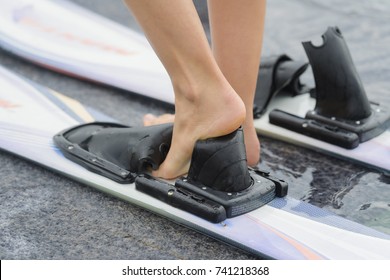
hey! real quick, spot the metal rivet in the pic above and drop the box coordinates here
[202,187,207,190]
[68,145,74,150]
[356,120,361,125]
[331,117,336,120]
[302,123,308,128]
[168,190,175,196]
[227,193,232,196]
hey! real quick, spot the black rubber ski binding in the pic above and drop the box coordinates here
[54,123,288,223]
[136,128,288,222]
[253,54,310,118]
[269,26,390,149]
[54,122,173,183]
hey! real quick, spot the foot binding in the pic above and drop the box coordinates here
[54,124,288,223]
[253,54,310,118]
[54,122,173,183]
[269,27,390,149]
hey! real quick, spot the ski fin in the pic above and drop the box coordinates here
[54,124,288,223]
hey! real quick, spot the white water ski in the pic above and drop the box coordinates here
[1,65,390,259]
[0,0,388,173]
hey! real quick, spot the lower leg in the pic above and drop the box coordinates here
[208,0,267,166]
[124,0,246,179]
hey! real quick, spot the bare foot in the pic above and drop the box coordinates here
[143,113,174,126]
[144,109,260,170]
[242,121,261,166]
[152,84,246,179]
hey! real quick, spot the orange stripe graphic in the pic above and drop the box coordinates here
[18,17,139,57]
[0,98,20,109]
[247,215,324,260]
